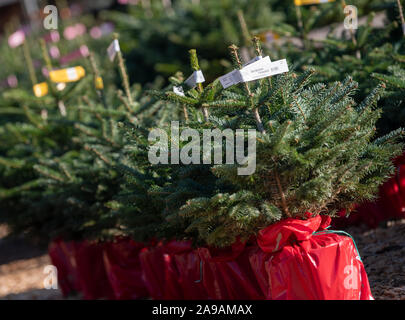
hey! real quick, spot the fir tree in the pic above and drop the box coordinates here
[372,63,405,136]
[151,43,404,247]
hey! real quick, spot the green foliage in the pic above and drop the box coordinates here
[154,45,403,247]
[0,0,404,249]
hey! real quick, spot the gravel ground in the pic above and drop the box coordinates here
[347,219,405,300]
[0,225,63,300]
[0,255,63,300]
[0,220,404,300]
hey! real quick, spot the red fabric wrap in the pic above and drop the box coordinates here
[257,214,330,252]
[253,215,373,300]
[48,239,81,296]
[102,238,149,300]
[139,240,208,299]
[48,239,114,299]
[49,215,373,300]
[139,242,166,300]
[197,239,263,300]
[73,240,115,300]
[333,153,405,229]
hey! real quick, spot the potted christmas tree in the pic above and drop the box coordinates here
[139,41,403,299]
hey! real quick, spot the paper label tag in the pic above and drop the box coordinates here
[41,109,48,120]
[60,46,89,65]
[218,56,288,89]
[268,59,289,76]
[195,70,205,83]
[33,82,48,97]
[243,55,263,67]
[50,67,85,83]
[66,68,78,81]
[95,77,104,90]
[7,75,18,88]
[239,56,273,82]
[49,46,60,59]
[107,39,120,61]
[44,31,60,43]
[33,85,42,97]
[56,83,66,91]
[185,70,205,88]
[8,30,25,48]
[173,86,185,96]
[219,69,243,89]
[294,0,334,5]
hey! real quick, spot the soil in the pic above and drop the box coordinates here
[0,225,63,300]
[0,220,404,300]
[347,219,405,300]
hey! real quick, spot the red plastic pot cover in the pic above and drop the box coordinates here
[333,173,405,229]
[379,173,405,220]
[333,200,387,229]
[139,242,167,300]
[332,208,362,229]
[397,164,405,199]
[379,153,405,220]
[139,240,209,300]
[332,153,405,229]
[102,238,149,300]
[197,239,264,300]
[48,239,81,296]
[161,240,208,300]
[73,240,115,300]
[253,214,373,300]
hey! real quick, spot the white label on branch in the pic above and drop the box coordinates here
[239,56,273,82]
[242,55,264,67]
[8,30,25,48]
[41,109,48,120]
[173,86,185,96]
[66,68,78,81]
[268,59,289,76]
[185,70,205,88]
[219,55,265,88]
[56,82,66,91]
[219,69,244,89]
[219,56,288,89]
[107,39,120,62]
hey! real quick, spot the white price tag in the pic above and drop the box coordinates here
[243,55,264,67]
[218,56,288,89]
[185,70,205,88]
[41,109,48,120]
[34,86,43,96]
[173,86,185,96]
[66,68,78,81]
[239,56,273,82]
[8,30,25,48]
[268,59,289,76]
[219,69,243,89]
[107,39,120,62]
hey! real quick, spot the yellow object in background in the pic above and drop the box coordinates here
[95,76,104,90]
[256,31,280,43]
[33,82,49,97]
[49,66,85,83]
[294,0,335,6]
